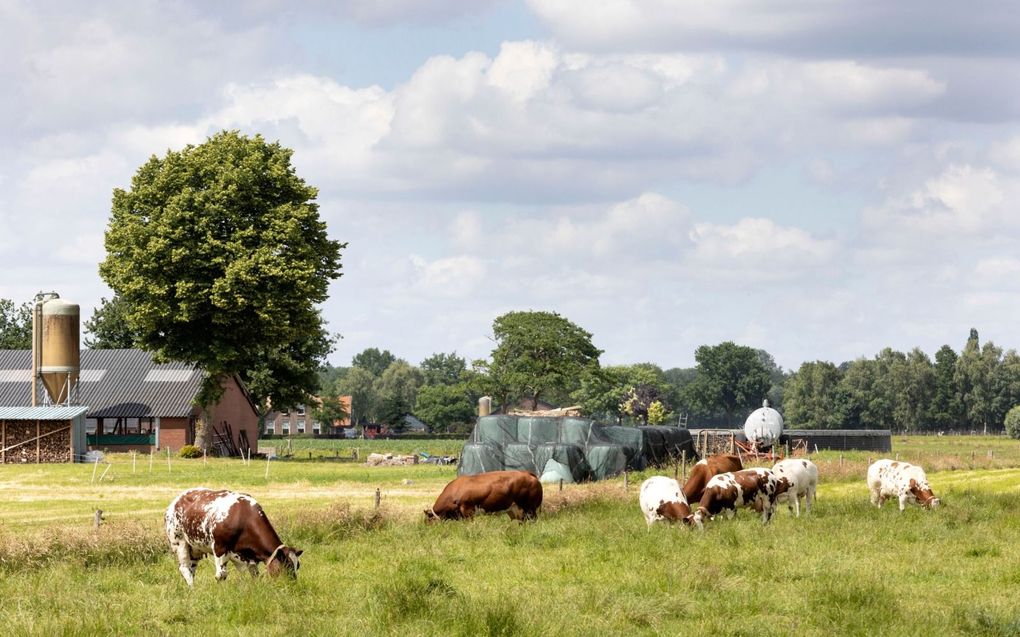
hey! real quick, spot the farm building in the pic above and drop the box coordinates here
[689,428,892,456]
[459,415,696,482]
[264,394,352,436]
[0,406,88,463]
[0,349,259,455]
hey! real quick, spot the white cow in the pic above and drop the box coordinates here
[639,476,691,527]
[772,458,818,516]
[867,459,940,511]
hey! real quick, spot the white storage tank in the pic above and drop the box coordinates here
[743,399,783,448]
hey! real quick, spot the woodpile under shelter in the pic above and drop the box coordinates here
[0,349,259,457]
[0,406,88,463]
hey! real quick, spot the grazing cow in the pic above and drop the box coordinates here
[867,459,940,511]
[691,468,790,530]
[772,458,819,517]
[681,454,744,504]
[639,476,691,528]
[165,488,302,586]
[425,470,543,521]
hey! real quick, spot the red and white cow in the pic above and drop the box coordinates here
[681,454,744,504]
[867,459,940,511]
[691,468,790,530]
[425,470,543,521]
[165,488,302,586]
[639,476,690,527]
[772,458,819,517]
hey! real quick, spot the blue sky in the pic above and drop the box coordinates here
[2,0,1019,372]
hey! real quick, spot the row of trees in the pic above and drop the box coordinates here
[784,329,1020,433]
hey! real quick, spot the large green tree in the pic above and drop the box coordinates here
[337,366,378,425]
[420,352,467,386]
[954,329,1000,433]
[0,298,32,349]
[485,310,602,410]
[99,131,344,448]
[83,295,139,349]
[414,384,476,433]
[931,345,964,430]
[374,360,424,428]
[681,342,771,426]
[351,348,396,378]
[783,360,843,429]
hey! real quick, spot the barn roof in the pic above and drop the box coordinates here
[0,349,206,419]
[0,406,90,420]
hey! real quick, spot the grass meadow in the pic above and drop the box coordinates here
[2,436,1020,636]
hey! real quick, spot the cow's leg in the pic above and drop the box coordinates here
[793,493,801,518]
[458,503,476,519]
[506,503,524,521]
[898,494,908,512]
[173,542,197,586]
[805,487,814,514]
[213,551,230,581]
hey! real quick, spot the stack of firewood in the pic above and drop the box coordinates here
[1,421,71,463]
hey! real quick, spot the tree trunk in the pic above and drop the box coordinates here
[195,406,212,452]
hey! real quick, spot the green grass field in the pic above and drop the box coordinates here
[2,436,1020,636]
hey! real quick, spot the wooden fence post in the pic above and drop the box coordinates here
[94,509,103,529]
[375,488,381,510]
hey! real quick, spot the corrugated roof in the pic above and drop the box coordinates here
[0,349,205,418]
[0,406,89,420]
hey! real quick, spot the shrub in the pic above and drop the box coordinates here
[178,444,202,459]
[1005,406,1020,440]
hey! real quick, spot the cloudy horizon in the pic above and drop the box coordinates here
[2,1,1018,372]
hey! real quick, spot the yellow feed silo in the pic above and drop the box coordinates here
[33,295,80,406]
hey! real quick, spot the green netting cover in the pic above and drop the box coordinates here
[517,417,559,446]
[473,416,519,446]
[459,443,503,474]
[457,416,697,481]
[503,443,539,474]
[638,426,668,466]
[601,426,646,470]
[585,444,628,480]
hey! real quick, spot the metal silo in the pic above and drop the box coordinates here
[32,293,80,406]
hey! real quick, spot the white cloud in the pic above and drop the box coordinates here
[687,218,838,281]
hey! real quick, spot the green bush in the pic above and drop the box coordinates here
[178,444,202,459]
[1005,406,1020,440]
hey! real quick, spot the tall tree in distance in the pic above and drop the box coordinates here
[83,295,139,349]
[486,310,602,410]
[374,360,424,428]
[351,348,396,378]
[100,131,345,449]
[682,342,770,426]
[931,345,963,430]
[337,366,378,425]
[0,298,32,349]
[783,360,843,429]
[420,352,467,386]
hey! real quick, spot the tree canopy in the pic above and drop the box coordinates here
[681,341,771,426]
[485,310,602,410]
[351,348,396,377]
[99,130,344,431]
[0,298,32,349]
[83,295,139,349]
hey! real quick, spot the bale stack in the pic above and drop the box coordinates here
[365,453,418,467]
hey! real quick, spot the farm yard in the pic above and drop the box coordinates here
[2,437,1020,636]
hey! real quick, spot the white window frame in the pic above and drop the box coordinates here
[266,422,275,435]
[312,421,320,435]
[282,423,290,435]
[297,420,305,434]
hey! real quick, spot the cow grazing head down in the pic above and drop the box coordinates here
[908,479,940,509]
[165,488,303,586]
[656,500,693,525]
[427,471,543,522]
[266,545,303,578]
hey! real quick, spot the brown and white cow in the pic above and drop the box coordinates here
[772,458,819,517]
[165,488,302,586]
[867,459,940,511]
[681,454,744,504]
[639,476,690,527]
[691,468,790,530]
[425,470,543,521]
